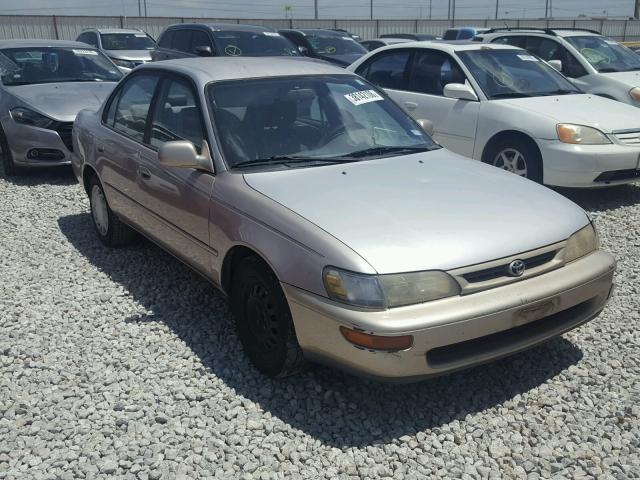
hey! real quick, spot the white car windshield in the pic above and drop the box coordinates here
[0,47,122,86]
[208,75,438,169]
[564,35,640,73]
[457,49,581,99]
[305,35,368,56]
[100,33,156,50]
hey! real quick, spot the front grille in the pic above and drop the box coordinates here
[55,122,73,152]
[613,129,640,145]
[594,169,640,183]
[463,250,557,284]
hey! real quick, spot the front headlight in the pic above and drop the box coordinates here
[10,107,54,129]
[111,58,136,69]
[629,87,640,101]
[564,223,599,263]
[556,124,610,145]
[323,267,460,309]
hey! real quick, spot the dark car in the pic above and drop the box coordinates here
[278,29,368,67]
[151,23,300,61]
[442,27,489,40]
[379,33,437,41]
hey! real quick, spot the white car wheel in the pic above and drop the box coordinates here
[493,148,528,177]
[91,184,109,236]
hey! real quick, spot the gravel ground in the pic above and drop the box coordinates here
[1,167,639,480]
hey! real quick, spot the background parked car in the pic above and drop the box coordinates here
[152,23,300,61]
[349,41,640,187]
[0,39,121,175]
[330,28,362,42]
[360,38,410,51]
[76,28,156,72]
[478,28,640,106]
[442,27,489,40]
[380,33,438,41]
[72,56,614,380]
[279,29,368,66]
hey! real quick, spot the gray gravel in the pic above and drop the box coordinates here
[1,168,639,480]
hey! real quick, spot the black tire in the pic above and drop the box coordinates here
[484,137,543,183]
[88,175,136,247]
[231,256,305,378]
[0,126,18,176]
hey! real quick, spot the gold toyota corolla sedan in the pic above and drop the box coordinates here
[71,57,615,381]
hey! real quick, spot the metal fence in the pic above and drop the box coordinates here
[1,15,640,42]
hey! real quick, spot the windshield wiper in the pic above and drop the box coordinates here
[490,92,534,99]
[232,156,357,169]
[337,145,434,159]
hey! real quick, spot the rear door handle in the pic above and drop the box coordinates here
[138,166,151,180]
[403,101,418,111]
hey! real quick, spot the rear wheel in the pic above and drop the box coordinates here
[88,175,136,247]
[485,138,543,183]
[231,256,305,378]
[0,127,18,176]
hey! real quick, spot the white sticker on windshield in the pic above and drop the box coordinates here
[134,33,147,37]
[517,54,538,62]
[72,49,98,55]
[263,32,281,37]
[344,89,384,106]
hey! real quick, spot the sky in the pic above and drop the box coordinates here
[0,0,633,20]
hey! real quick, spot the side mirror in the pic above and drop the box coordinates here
[548,59,563,72]
[416,119,434,136]
[194,45,213,57]
[298,45,309,56]
[158,140,214,173]
[443,83,478,101]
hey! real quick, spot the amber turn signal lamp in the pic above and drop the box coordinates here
[339,327,413,351]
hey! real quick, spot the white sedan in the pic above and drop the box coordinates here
[348,42,640,187]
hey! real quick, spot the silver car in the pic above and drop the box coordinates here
[76,28,157,72]
[72,57,615,381]
[0,40,122,175]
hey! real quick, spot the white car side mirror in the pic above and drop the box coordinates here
[548,59,563,72]
[443,83,478,101]
[416,118,435,136]
[158,140,214,173]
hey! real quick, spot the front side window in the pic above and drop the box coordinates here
[457,49,581,99]
[78,32,98,48]
[211,31,299,57]
[564,35,640,73]
[173,30,193,53]
[150,78,205,150]
[356,51,411,90]
[113,74,159,141]
[158,30,175,48]
[191,30,213,54]
[208,75,438,169]
[100,33,156,51]
[0,47,122,86]
[305,34,367,56]
[523,37,586,78]
[408,50,467,96]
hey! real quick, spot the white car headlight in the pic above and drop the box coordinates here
[323,267,460,309]
[556,124,611,145]
[564,223,599,263]
[629,87,640,101]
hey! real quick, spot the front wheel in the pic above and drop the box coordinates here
[485,138,543,183]
[231,257,305,378]
[88,175,136,247]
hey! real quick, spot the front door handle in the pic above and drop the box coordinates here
[403,101,418,111]
[138,166,151,180]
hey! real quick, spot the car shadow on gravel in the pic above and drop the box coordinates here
[58,212,585,449]
[0,165,77,186]
[554,184,640,211]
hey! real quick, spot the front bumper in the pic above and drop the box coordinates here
[539,140,640,187]
[284,250,615,381]
[2,119,72,167]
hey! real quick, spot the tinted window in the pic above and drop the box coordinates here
[211,31,299,57]
[158,30,175,48]
[305,34,367,56]
[491,36,526,48]
[150,78,205,150]
[173,30,193,52]
[113,75,159,141]
[77,32,98,47]
[524,37,587,78]
[443,29,458,41]
[408,50,467,95]
[191,30,212,54]
[361,41,383,51]
[564,35,640,74]
[357,51,410,90]
[100,33,156,50]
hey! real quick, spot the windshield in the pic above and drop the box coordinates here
[306,34,368,56]
[457,49,581,99]
[208,75,437,169]
[212,31,299,57]
[0,47,122,86]
[564,35,640,73]
[100,33,156,50]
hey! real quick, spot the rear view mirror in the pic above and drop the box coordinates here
[194,45,213,57]
[298,45,309,56]
[548,59,563,72]
[443,83,478,101]
[158,140,214,173]
[416,119,434,136]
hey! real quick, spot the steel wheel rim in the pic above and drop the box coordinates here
[246,283,279,352]
[493,148,528,177]
[91,185,109,236]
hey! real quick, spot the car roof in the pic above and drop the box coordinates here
[481,29,602,39]
[83,28,144,35]
[376,40,519,53]
[280,29,345,36]
[166,23,274,33]
[0,39,95,49]
[136,56,352,83]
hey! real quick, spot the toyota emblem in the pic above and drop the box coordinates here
[507,259,526,277]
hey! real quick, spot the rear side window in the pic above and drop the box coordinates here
[113,74,159,142]
[442,29,458,41]
[173,30,193,53]
[491,36,526,48]
[158,30,175,48]
[356,51,411,90]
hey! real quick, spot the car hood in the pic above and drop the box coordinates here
[498,94,640,133]
[243,150,588,274]
[8,82,117,122]
[599,70,640,86]
[319,53,365,67]
[104,49,153,62]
